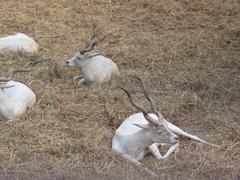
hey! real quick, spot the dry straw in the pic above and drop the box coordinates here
[0,0,239,179]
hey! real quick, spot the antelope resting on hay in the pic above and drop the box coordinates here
[112,77,219,165]
[0,60,45,121]
[0,33,38,54]
[66,35,119,85]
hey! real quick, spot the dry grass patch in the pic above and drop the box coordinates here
[0,0,240,179]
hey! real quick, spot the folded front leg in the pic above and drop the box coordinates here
[148,143,179,160]
[73,75,84,81]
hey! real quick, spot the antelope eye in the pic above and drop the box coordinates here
[157,130,164,134]
[75,56,81,60]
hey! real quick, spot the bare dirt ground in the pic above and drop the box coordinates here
[0,0,240,179]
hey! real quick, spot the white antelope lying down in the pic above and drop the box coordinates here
[0,60,45,121]
[0,33,39,54]
[112,77,218,165]
[66,34,119,85]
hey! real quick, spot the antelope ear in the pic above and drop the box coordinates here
[0,77,10,82]
[132,123,149,130]
[150,119,163,127]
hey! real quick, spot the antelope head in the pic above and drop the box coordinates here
[66,34,100,67]
[121,76,178,145]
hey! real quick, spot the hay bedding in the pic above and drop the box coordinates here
[0,0,240,179]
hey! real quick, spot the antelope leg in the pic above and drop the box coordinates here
[149,143,179,160]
